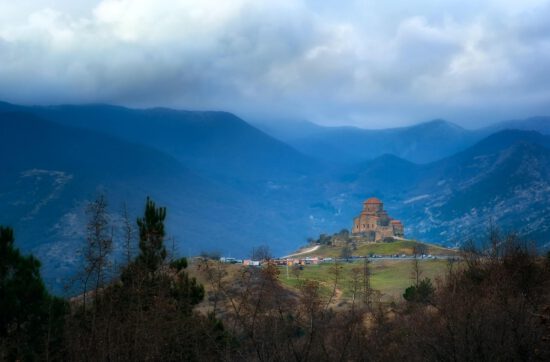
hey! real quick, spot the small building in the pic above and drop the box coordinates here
[391,220,404,237]
[352,197,404,241]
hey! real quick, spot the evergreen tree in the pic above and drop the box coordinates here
[403,277,434,303]
[136,197,167,271]
[65,198,220,360]
[0,226,66,360]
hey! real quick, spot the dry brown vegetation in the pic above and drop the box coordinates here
[193,234,550,361]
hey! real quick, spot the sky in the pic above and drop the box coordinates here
[1,0,550,128]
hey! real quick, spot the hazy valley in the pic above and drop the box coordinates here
[1,101,550,290]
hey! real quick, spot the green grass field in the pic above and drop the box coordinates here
[278,258,452,302]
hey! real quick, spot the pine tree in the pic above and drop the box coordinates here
[136,197,167,271]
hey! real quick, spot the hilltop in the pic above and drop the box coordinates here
[279,239,460,303]
[293,240,458,259]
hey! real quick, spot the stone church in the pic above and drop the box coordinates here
[352,197,404,241]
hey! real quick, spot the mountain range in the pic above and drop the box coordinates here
[253,117,550,164]
[1,100,549,291]
[333,130,550,245]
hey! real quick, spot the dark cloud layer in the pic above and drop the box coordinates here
[1,0,550,128]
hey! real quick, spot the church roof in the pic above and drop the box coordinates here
[364,197,382,204]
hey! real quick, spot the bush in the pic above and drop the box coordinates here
[170,257,188,271]
[403,278,434,303]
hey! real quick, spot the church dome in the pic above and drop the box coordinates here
[364,197,382,204]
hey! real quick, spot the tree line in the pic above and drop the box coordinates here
[1,197,549,361]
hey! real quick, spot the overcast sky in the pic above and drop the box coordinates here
[1,0,550,128]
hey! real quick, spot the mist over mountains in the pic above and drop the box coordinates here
[1,100,549,290]
[254,117,550,164]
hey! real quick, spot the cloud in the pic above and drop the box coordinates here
[0,0,550,128]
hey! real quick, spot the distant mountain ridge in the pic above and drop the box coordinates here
[483,116,550,135]
[254,119,487,164]
[254,116,550,165]
[1,100,550,291]
[0,101,317,186]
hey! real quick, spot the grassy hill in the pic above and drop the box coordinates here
[277,259,452,303]
[295,240,458,258]
[279,240,459,303]
[188,240,459,309]
[189,256,457,308]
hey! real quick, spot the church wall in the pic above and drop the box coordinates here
[351,198,404,240]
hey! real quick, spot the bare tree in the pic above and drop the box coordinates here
[350,258,373,309]
[363,258,373,308]
[82,194,113,309]
[340,245,353,261]
[409,242,428,287]
[412,242,427,257]
[251,244,272,261]
[325,261,343,309]
[121,202,135,266]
